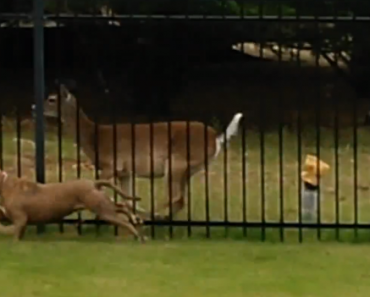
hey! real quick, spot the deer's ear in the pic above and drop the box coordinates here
[60,84,71,101]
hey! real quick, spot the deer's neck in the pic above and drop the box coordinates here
[63,104,96,147]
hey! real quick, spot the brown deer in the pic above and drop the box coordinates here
[37,84,243,220]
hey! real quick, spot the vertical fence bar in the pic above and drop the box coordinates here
[222,0,229,239]
[93,10,102,235]
[131,118,136,218]
[104,2,118,237]
[332,0,340,242]
[14,2,21,179]
[14,9,22,178]
[223,122,229,238]
[239,3,247,239]
[75,92,82,235]
[352,11,359,241]
[332,81,340,238]
[295,7,303,242]
[277,3,284,242]
[55,1,64,234]
[16,106,22,177]
[204,120,210,238]
[168,120,173,239]
[334,90,340,240]
[258,10,266,241]
[184,0,192,239]
[0,101,3,170]
[112,98,119,236]
[94,111,100,235]
[241,113,247,238]
[297,99,303,244]
[353,95,359,239]
[57,83,64,234]
[72,13,83,236]
[91,1,100,236]
[186,120,192,237]
[33,0,46,234]
[334,89,340,240]
[0,77,2,170]
[314,14,322,241]
[0,28,3,170]
[149,119,155,239]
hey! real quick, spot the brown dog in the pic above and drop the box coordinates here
[0,171,146,242]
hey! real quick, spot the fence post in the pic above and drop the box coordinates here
[33,0,46,234]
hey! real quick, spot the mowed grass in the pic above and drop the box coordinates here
[0,238,369,297]
[2,117,370,241]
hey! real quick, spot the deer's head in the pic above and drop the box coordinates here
[44,84,76,118]
[32,84,76,121]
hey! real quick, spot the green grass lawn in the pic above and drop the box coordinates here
[0,118,370,296]
[0,237,369,297]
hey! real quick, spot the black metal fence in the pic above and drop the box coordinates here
[1,0,370,241]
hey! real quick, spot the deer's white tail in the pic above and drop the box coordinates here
[214,112,243,157]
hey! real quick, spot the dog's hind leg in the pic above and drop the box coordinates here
[83,191,146,243]
[114,203,143,226]
[101,213,146,243]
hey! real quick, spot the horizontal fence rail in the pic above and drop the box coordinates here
[2,13,370,22]
[0,0,370,242]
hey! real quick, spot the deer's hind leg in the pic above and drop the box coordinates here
[159,159,191,220]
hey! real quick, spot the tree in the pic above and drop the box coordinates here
[1,0,369,111]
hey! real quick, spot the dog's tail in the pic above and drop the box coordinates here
[94,180,141,201]
[214,113,243,157]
